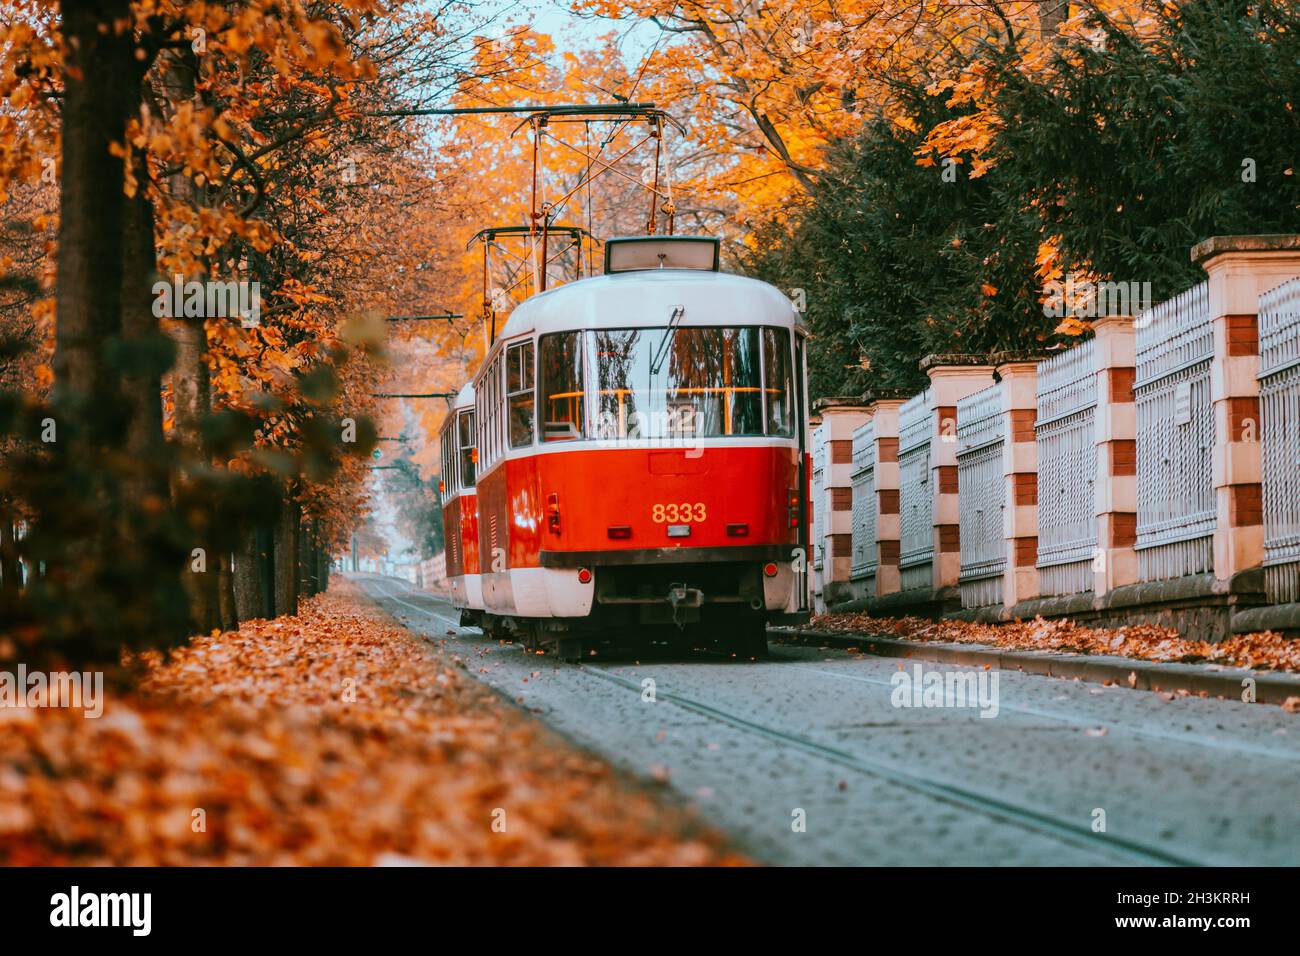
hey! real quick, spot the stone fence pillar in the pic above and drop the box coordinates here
[811,397,872,608]
[920,355,996,596]
[1191,235,1300,584]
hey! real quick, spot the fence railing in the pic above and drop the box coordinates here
[1134,281,1216,582]
[956,383,1006,608]
[1259,277,1300,603]
[811,426,825,574]
[850,420,877,584]
[1035,339,1098,596]
[898,389,933,592]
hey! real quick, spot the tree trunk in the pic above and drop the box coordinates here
[0,507,18,602]
[1038,0,1068,40]
[119,149,170,497]
[158,46,220,636]
[173,312,220,634]
[42,0,138,656]
[233,524,266,620]
[217,551,238,631]
[52,0,132,426]
[298,516,314,598]
[274,497,300,617]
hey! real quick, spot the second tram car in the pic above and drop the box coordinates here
[457,235,811,658]
[438,382,484,624]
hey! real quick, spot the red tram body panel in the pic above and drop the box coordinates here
[439,383,483,619]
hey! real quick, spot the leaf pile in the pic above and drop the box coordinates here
[0,583,744,865]
[803,613,1300,673]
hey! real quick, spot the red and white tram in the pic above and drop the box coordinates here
[438,382,484,625]
[456,236,811,658]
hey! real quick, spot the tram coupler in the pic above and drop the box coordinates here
[668,584,703,629]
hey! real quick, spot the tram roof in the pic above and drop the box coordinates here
[493,268,804,345]
[453,381,474,409]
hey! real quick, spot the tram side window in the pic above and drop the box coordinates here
[440,422,450,497]
[458,410,476,488]
[507,341,535,448]
[763,327,793,437]
[485,360,498,466]
[494,358,503,456]
[539,331,585,441]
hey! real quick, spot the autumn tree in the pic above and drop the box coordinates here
[0,0,508,664]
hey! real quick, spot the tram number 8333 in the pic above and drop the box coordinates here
[651,502,707,523]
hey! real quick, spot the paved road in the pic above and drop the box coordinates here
[354,574,1300,866]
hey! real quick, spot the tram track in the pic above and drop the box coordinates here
[578,663,1207,867]
[806,667,1300,763]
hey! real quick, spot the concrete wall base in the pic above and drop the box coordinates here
[987,570,1270,642]
[826,585,962,620]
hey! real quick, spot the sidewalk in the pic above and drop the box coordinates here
[0,580,744,865]
[774,613,1300,708]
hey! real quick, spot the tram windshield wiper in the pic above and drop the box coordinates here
[649,305,685,377]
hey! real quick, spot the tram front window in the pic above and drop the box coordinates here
[594,326,795,439]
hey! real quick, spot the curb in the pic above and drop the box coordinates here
[768,627,1300,706]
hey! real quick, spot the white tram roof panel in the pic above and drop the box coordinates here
[453,381,475,409]
[495,268,804,343]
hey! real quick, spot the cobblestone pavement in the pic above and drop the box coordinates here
[356,574,1300,866]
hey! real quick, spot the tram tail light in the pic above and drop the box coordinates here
[726,523,749,537]
[607,525,632,539]
[787,489,800,528]
[547,493,561,534]
[763,562,779,578]
[577,567,593,584]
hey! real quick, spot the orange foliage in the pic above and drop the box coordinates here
[0,581,744,865]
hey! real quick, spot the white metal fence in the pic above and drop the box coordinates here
[1259,277,1300,603]
[956,384,1006,608]
[850,420,877,587]
[898,390,933,592]
[1134,281,1216,582]
[1035,339,1098,595]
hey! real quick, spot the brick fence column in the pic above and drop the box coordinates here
[1191,236,1300,583]
[993,355,1041,608]
[812,398,873,607]
[1092,316,1138,597]
[863,390,910,598]
[920,355,995,595]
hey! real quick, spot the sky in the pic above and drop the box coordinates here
[471,0,664,87]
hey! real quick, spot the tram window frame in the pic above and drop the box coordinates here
[761,327,794,437]
[506,340,535,448]
[458,409,476,488]
[485,357,500,467]
[483,363,492,467]
[440,420,451,498]
[539,330,587,442]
